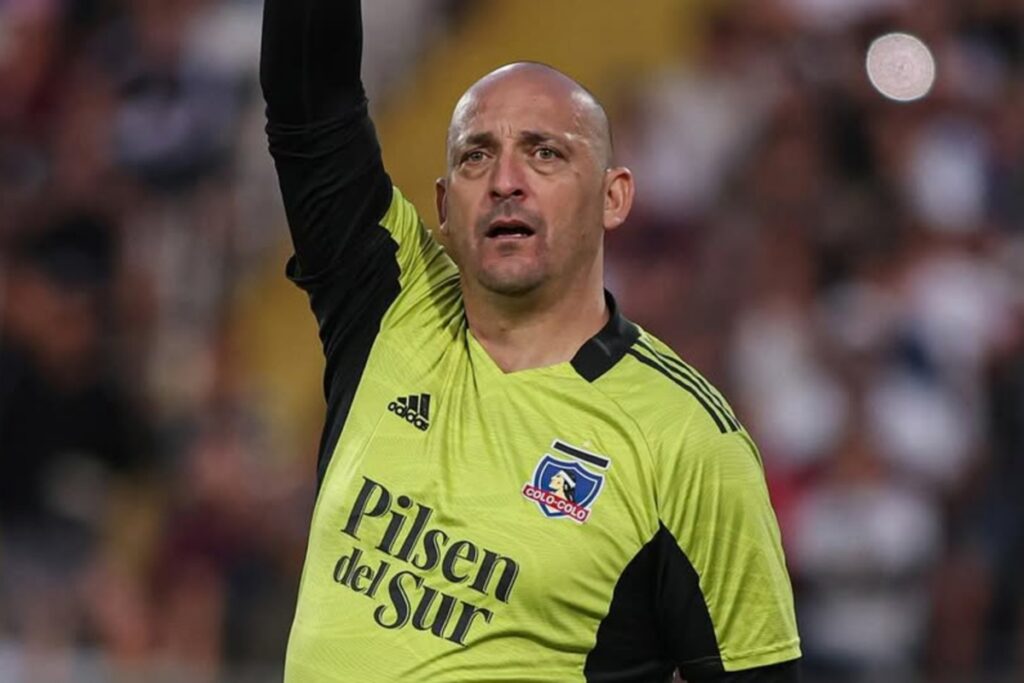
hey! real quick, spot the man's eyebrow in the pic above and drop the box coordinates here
[518,130,567,147]
[457,130,568,150]
[457,131,499,150]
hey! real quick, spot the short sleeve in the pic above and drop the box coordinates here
[655,411,801,679]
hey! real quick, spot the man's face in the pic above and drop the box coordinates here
[437,70,614,298]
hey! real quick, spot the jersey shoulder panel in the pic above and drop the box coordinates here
[594,326,743,445]
[377,186,462,334]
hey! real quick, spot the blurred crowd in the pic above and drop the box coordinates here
[0,0,1021,681]
[0,0,461,680]
[609,1,1024,681]
[1,0,300,681]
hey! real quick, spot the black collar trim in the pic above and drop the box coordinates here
[571,290,640,382]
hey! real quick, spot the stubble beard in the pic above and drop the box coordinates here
[470,203,550,297]
[476,258,548,297]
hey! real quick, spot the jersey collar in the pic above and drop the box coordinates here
[570,290,640,382]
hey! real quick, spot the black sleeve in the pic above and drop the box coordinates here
[688,660,800,682]
[260,0,401,486]
[260,0,394,281]
[260,0,364,125]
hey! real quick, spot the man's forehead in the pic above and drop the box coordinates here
[464,62,585,104]
[453,74,584,135]
[446,62,612,166]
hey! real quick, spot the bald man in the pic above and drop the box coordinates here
[261,2,801,682]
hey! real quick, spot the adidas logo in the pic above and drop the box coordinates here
[388,393,431,432]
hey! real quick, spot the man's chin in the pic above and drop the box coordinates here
[476,267,547,297]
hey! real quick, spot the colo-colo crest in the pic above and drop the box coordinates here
[521,440,611,523]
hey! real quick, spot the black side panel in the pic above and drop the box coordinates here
[299,236,399,489]
[658,524,725,681]
[584,526,676,683]
[585,523,722,682]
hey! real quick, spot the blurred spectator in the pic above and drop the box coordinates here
[620,3,783,224]
[0,210,152,679]
[790,426,942,679]
[0,211,144,523]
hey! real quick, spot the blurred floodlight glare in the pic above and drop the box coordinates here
[866,32,936,102]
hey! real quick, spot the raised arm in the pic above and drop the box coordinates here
[260,0,393,283]
[261,0,405,486]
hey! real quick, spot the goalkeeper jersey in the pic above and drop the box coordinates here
[267,102,800,682]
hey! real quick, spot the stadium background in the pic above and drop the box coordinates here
[1,0,1023,681]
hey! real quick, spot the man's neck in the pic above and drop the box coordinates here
[463,280,609,374]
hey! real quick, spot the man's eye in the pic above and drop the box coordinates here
[463,150,486,163]
[535,147,559,160]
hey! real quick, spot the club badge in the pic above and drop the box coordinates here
[521,440,611,523]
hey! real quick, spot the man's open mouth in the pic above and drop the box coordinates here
[486,221,536,239]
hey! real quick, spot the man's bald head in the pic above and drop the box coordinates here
[435,61,636,303]
[446,62,613,171]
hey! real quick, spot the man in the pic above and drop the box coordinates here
[261,1,801,681]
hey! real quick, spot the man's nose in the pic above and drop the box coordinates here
[489,153,527,201]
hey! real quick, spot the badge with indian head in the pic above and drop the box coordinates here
[521,440,611,523]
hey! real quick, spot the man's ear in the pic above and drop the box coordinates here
[435,176,448,235]
[602,166,635,232]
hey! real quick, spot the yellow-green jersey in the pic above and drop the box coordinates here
[262,1,800,680]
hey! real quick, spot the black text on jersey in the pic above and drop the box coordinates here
[388,393,431,432]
